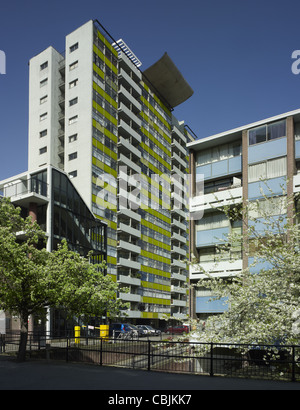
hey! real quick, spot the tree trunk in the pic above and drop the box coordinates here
[17,314,28,362]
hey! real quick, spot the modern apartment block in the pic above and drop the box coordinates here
[188,109,300,320]
[0,165,107,334]
[25,19,195,326]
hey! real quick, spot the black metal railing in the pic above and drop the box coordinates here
[1,332,299,383]
[2,178,48,198]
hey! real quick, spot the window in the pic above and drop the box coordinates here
[69,152,77,161]
[39,146,47,154]
[248,157,287,183]
[69,61,78,70]
[249,196,287,219]
[68,170,77,178]
[40,95,47,104]
[40,129,47,138]
[69,97,78,106]
[196,141,241,166]
[40,113,47,121]
[70,42,78,53]
[69,79,78,88]
[68,134,77,143]
[40,78,48,87]
[40,61,48,70]
[248,120,286,146]
[69,115,78,125]
[196,211,229,231]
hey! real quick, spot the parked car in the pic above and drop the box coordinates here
[136,325,150,336]
[128,324,144,337]
[109,323,138,338]
[144,325,161,336]
[165,325,189,334]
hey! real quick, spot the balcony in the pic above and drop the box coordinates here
[190,185,243,215]
[118,137,141,159]
[119,309,141,318]
[171,232,186,243]
[119,68,141,96]
[118,102,141,129]
[118,119,141,144]
[171,272,187,281]
[171,138,187,156]
[118,257,141,270]
[118,207,141,222]
[172,151,187,169]
[293,173,300,193]
[118,153,141,174]
[118,222,141,238]
[119,292,142,302]
[171,285,186,295]
[119,85,142,112]
[171,218,186,231]
[117,240,141,254]
[172,125,186,144]
[171,258,187,269]
[189,259,243,279]
[2,177,49,207]
[171,245,187,257]
[117,274,141,287]
[172,299,187,307]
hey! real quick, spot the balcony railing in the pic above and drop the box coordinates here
[3,178,48,199]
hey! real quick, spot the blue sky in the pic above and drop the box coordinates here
[0,0,300,180]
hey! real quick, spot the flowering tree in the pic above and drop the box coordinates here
[0,198,125,361]
[192,188,300,346]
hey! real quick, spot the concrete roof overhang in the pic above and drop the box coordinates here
[143,52,194,109]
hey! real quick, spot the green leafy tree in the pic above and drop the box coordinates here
[192,187,300,346]
[0,197,124,361]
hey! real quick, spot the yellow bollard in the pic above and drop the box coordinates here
[74,326,81,344]
[100,325,109,341]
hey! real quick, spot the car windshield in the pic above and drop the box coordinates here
[129,325,138,330]
[145,326,154,330]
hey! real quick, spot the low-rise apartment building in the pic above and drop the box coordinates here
[188,108,300,320]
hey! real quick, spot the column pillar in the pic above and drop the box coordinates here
[29,202,38,223]
[242,130,248,271]
[286,116,295,221]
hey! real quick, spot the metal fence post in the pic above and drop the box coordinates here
[100,337,103,366]
[292,345,296,382]
[66,336,69,363]
[210,342,214,377]
[147,340,151,371]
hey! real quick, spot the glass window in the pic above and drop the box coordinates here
[249,125,266,145]
[69,97,78,106]
[196,140,241,166]
[68,134,77,143]
[68,170,77,178]
[69,115,78,125]
[248,157,286,183]
[196,212,229,231]
[40,129,47,138]
[267,120,286,141]
[248,162,266,183]
[69,152,77,161]
[39,146,47,154]
[70,42,78,53]
[249,120,286,145]
[69,61,78,70]
[69,79,78,88]
[40,61,48,70]
[40,95,47,104]
[40,78,48,87]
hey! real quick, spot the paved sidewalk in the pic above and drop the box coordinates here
[0,356,299,391]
